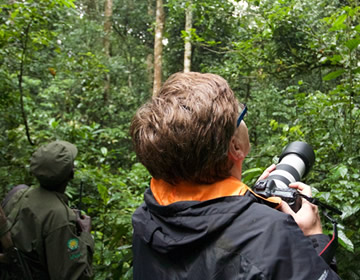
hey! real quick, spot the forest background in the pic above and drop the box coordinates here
[0,0,359,279]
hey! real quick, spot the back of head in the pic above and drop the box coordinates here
[30,141,78,191]
[130,72,239,184]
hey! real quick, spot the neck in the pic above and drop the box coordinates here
[47,181,68,193]
[230,160,243,181]
[56,182,68,193]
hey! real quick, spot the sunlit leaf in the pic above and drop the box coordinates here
[333,165,348,179]
[338,229,354,252]
[330,14,347,31]
[101,147,108,157]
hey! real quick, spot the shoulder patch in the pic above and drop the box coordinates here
[67,238,79,251]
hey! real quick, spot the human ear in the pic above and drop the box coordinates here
[229,137,246,161]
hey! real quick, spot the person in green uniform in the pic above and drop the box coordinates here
[1,141,94,280]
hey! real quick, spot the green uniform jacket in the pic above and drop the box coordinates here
[3,186,94,280]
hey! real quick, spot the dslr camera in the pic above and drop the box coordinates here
[253,141,315,212]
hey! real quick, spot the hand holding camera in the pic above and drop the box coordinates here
[253,141,341,236]
[253,141,315,212]
[279,182,323,236]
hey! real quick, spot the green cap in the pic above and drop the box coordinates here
[30,141,78,187]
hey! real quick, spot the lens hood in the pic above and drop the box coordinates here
[279,141,315,176]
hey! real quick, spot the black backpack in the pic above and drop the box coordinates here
[0,185,33,280]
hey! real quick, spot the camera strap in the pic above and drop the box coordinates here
[298,194,342,215]
[319,211,339,264]
[245,188,282,209]
[298,193,341,264]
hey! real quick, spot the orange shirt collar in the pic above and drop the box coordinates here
[150,177,251,206]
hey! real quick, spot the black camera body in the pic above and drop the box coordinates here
[253,141,315,212]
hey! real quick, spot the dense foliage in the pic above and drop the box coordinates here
[0,0,359,279]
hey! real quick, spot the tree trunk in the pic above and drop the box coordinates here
[153,0,165,96]
[104,0,113,102]
[147,0,155,95]
[146,53,154,95]
[184,1,192,73]
[86,0,98,19]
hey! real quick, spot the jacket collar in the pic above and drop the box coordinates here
[150,177,282,208]
[150,177,250,206]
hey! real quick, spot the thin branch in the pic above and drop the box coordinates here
[19,19,34,146]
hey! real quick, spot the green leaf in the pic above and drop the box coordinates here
[322,69,345,81]
[242,167,263,176]
[101,147,108,157]
[242,168,263,186]
[180,30,188,38]
[49,118,59,129]
[97,184,109,205]
[329,54,342,64]
[330,14,347,31]
[338,229,354,252]
[341,205,360,219]
[270,119,278,131]
[63,0,76,9]
[10,9,19,20]
[336,165,348,178]
[117,245,132,251]
[353,67,360,74]
[345,38,360,51]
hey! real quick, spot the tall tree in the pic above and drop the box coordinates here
[84,0,99,19]
[183,0,192,72]
[146,0,155,94]
[153,0,165,96]
[104,0,113,101]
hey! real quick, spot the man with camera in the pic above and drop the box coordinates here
[130,72,341,279]
[0,141,94,279]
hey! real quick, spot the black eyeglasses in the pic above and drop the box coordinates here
[236,104,247,127]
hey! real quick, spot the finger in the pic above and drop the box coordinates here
[279,201,295,217]
[298,199,314,213]
[265,164,276,172]
[258,164,276,181]
[288,182,304,190]
[289,182,312,196]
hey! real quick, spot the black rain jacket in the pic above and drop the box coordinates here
[132,188,341,280]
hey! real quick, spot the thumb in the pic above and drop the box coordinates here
[279,201,295,217]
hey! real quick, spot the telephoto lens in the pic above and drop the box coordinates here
[253,141,315,212]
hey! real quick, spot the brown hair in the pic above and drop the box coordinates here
[130,72,239,184]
